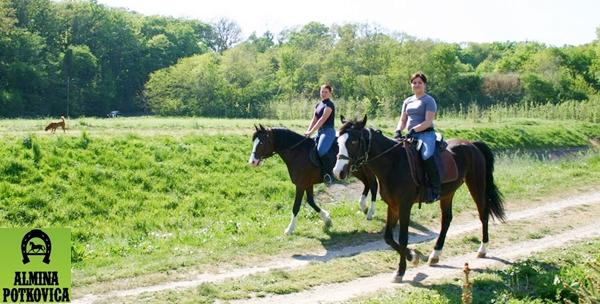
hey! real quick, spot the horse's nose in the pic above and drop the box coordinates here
[334,164,348,180]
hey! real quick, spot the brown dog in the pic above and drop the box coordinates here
[45,116,66,133]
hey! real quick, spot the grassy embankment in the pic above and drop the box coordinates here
[0,117,599,288]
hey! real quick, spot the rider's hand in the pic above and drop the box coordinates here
[407,129,416,137]
[304,130,312,137]
[394,129,403,139]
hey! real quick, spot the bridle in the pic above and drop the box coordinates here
[338,127,404,172]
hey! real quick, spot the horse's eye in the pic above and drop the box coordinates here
[351,140,358,145]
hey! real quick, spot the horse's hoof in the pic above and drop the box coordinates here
[428,257,439,265]
[477,252,486,258]
[284,228,294,235]
[411,258,420,267]
[392,275,403,283]
[410,249,421,267]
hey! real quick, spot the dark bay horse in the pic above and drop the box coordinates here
[333,116,505,282]
[249,124,378,235]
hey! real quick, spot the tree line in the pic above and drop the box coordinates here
[146,22,600,118]
[0,0,240,117]
[2,0,600,118]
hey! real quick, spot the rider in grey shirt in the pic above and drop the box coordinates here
[403,94,437,132]
[395,72,440,202]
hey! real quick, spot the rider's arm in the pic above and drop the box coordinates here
[306,113,318,134]
[396,111,407,132]
[306,107,332,135]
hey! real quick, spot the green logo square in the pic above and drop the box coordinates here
[0,228,71,303]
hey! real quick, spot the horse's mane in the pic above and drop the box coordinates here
[338,119,395,146]
[271,128,314,151]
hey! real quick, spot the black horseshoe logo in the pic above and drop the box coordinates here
[21,229,52,264]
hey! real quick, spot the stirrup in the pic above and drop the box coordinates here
[425,189,440,203]
[425,195,439,203]
[323,174,333,185]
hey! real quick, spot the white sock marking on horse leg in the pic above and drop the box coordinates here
[284,214,297,235]
[319,209,332,226]
[409,249,420,267]
[366,200,375,220]
[477,242,488,257]
[428,249,442,264]
[359,195,367,212]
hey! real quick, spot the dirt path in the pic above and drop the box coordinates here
[231,223,600,304]
[73,191,600,303]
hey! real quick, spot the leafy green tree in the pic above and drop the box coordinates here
[286,22,333,50]
[247,31,274,53]
[522,73,557,103]
[0,0,16,34]
[62,44,98,115]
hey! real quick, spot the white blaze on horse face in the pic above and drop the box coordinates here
[249,138,261,166]
[333,133,349,178]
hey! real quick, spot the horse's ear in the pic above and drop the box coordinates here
[259,124,266,131]
[340,115,347,124]
[357,115,367,129]
[254,124,259,132]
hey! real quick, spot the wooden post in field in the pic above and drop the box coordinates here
[462,263,472,304]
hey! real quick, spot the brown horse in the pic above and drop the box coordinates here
[333,116,505,282]
[249,124,378,235]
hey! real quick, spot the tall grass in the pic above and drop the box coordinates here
[439,98,600,123]
[267,97,600,123]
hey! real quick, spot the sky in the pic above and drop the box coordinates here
[95,0,599,46]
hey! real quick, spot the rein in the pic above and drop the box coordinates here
[283,136,310,151]
[343,128,404,172]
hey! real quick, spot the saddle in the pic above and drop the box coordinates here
[308,140,339,172]
[403,135,459,203]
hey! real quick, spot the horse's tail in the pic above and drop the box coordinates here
[473,141,506,222]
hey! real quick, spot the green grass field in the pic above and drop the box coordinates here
[0,117,599,288]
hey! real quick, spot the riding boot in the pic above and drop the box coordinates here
[319,154,334,185]
[423,157,441,203]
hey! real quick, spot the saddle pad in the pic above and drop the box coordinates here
[404,144,459,186]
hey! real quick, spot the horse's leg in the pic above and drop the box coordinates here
[306,186,331,227]
[384,204,401,253]
[284,185,304,235]
[428,192,455,265]
[394,201,415,283]
[360,184,369,214]
[366,173,378,220]
[466,170,490,258]
[354,170,369,214]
